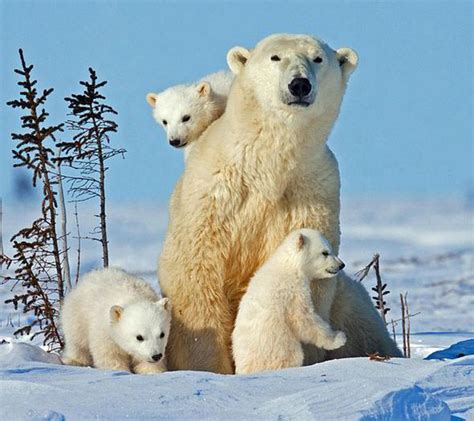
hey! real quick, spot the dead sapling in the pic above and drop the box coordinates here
[56,68,126,268]
[400,292,411,358]
[3,49,66,351]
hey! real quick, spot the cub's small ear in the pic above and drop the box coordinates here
[146,93,158,108]
[336,48,358,82]
[197,82,211,97]
[158,297,171,311]
[110,305,123,322]
[297,234,306,251]
[227,46,250,75]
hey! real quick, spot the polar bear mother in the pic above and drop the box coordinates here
[159,33,400,373]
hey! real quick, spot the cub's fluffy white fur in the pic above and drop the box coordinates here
[232,229,346,374]
[146,71,233,161]
[61,267,171,374]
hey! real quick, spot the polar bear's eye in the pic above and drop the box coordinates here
[322,251,329,257]
[313,56,323,63]
[136,335,144,342]
[160,332,165,339]
[182,115,191,123]
[162,120,167,126]
[271,55,281,62]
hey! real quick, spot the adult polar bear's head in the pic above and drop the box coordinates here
[226,34,357,118]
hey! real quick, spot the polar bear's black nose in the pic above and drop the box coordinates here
[288,78,312,98]
[152,353,162,362]
[170,139,181,147]
[339,262,345,270]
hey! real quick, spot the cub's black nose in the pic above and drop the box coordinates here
[339,262,345,270]
[169,139,181,147]
[152,353,162,362]
[288,77,312,98]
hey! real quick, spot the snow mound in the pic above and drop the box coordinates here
[425,339,474,360]
[360,385,451,420]
[0,340,61,367]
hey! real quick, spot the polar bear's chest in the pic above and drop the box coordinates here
[224,189,340,298]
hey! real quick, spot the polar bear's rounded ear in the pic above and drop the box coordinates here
[297,234,306,251]
[110,305,123,322]
[197,82,211,97]
[336,48,358,82]
[158,297,171,311]
[146,93,158,108]
[227,46,250,75]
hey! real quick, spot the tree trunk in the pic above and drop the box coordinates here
[57,153,72,292]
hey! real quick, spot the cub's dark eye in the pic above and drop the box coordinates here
[271,55,281,62]
[136,335,144,342]
[160,332,165,339]
[313,57,323,63]
[162,120,167,126]
[322,251,329,257]
[182,115,191,123]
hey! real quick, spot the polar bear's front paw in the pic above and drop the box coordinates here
[133,361,166,375]
[327,331,346,350]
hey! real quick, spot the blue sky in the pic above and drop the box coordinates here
[1,0,472,205]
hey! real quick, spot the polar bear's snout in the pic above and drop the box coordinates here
[169,138,185,148]
[288,77,312,102]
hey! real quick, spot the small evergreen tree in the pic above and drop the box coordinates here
[57,68,126,267]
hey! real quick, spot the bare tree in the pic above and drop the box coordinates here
[57,68,125,267]
[3,49,65,350]
[400,293,411,358]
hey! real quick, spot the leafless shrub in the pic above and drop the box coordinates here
[3,49,65,350]
[356,254,390,324]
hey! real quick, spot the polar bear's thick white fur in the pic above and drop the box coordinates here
[159,33,401,373]
[61,267,171,374]
[146,71,233,161]
[233,229,346,374]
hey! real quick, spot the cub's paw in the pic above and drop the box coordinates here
[133,361,166,375]
[328,331,347,350]
[61,355,89,367]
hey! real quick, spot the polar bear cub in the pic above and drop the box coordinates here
[61,267,171,374]
[232,229,347,374]
[146,71,233,162]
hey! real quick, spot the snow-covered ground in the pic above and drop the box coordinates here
[0,339,473,420]
[1,197,473,419]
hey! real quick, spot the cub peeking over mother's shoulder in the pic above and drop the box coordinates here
[61,267,171,375]
[232,229,347,374]
[146,71,233,162]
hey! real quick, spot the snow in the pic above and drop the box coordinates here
[0,340,473,420]
[425,339,474,361]
[1,197,473,419]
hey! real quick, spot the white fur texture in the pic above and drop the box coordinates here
[147,71,233,161]
[232,229,346,374]
[61,267,171,374]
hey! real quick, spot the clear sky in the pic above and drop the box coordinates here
[1,0,472,205]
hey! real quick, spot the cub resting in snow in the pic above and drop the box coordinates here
[61,267,171,374]
[232,229,346,374]
[146,71,233,162]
